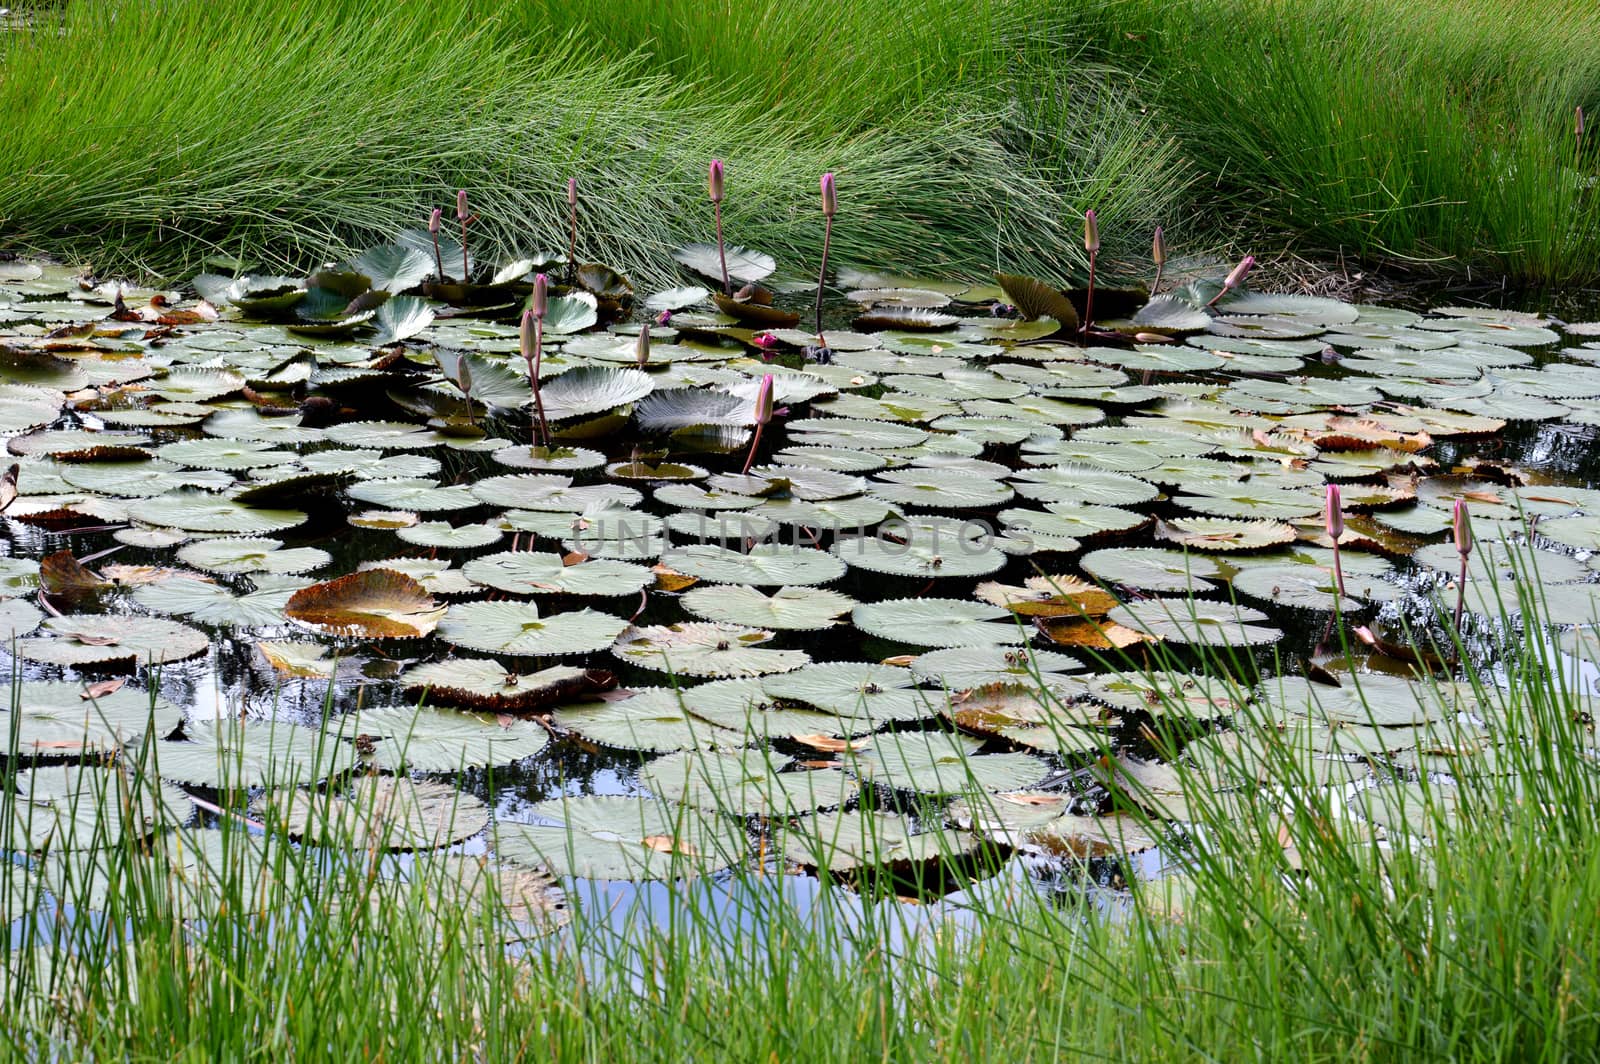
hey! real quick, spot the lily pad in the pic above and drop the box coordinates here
[496,796,746,880]
[612,622,809,678]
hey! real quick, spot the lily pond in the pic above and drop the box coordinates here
[2,234,1600,939]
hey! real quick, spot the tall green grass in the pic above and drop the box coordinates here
[0,0,1184,285]
[4,546,1598,1059]
[1078,0,1600,282]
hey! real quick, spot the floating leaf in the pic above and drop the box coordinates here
[439,600,629,656]
[612,622,809,678]
[402,659,611,713]
[253,777,488,851]
[285,569,445,638]
[496,796,746,880]
[679,584,856,631]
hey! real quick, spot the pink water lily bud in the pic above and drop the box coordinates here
[531,273,549,319]
[1453,499,1473,557]
[821,172,837,218]
[456,190,470,221]
[520,309,535,362]
[635,328,651,368]
[1083,208,1100,253]
[708,160,725,204]
[751,331,778,350]
[428,207,442,235]
[568,177,578,207]
[754,375,775,426]
[655,309,673,326]
[1152,225,1167,265]
[1324,483,1344,540]
[1222,254,1255,292]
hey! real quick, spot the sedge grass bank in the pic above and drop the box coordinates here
[3,570,1598,1062]
[3,0,1596,285]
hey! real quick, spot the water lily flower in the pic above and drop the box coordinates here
[1081,208,1100,333]
[742,374,775,474]
[1325,483,1347,601]
[816,171,837,340]
[1324,483,1344,540]
[530,272,548,319]
[708,160,725,204]
[1151,225,1167,294]
[751,331,779,350]
[428,207,445,280]
[1453,498,1473,558]
[1206,254,1255,307]
[656,309,673,327]
[523,274,551,445]
[454,190,473,281]
[708,159,730,294]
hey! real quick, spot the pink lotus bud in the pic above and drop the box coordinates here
[456,190,470,222]
[820,172,837,218]
[708,160,725,204]
[635,328,651,368]
[655,309,673,326]
[751,332,778,350]
[1152,225,1166,265]
[428,207,442,235]
[520,309,534,362]
[1324,483,1344,540]
[1222,254,1255,292]
[754,375,775,426]
[1453,499,1473,557]
[531,273,548,319]
[1083,209,1100,253]
[567,178,578,207]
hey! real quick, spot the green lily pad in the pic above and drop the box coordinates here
[851,598,1024,648]
[679,584,856,630]
[439,600,630,656]
[496,796,747,880]
[612,622,809,678]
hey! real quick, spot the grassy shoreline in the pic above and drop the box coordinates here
[4,570,1598,1060]
[1,0,1595,285]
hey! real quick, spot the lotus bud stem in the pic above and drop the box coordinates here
[456,358,475,426]
[742,374,775,474]
[1081,208,1099,335]
[1325,483,1346,600]
[523,275,552,446]
[567,178,579,282]
[455,190,472,282]
[635,327,651,368]
[816,172,836,341]
[428,207,445,281]
[1151,225,1166,295]
[709,160,729,295]
[1206,254,1255,308]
